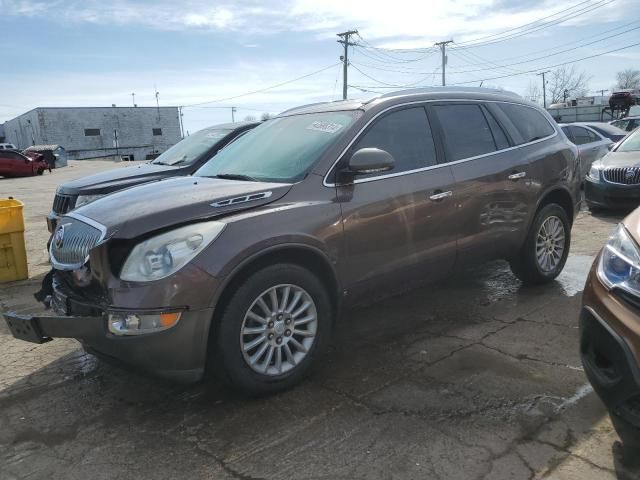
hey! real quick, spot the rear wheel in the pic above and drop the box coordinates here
[510,203,571,284]
[36,168,44,176]
[212,263,332,395]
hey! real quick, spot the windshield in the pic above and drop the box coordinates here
[195,111,360,183]
[152,127,233,166]
[618,129,640,152]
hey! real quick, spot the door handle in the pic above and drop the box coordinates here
[429,190,453,201]
[508,171,527,180]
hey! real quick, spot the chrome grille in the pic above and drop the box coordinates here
[50,216,105,269]
[52,194,76,214]
[603,167,640,185]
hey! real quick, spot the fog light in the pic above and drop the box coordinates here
[108,311,182,335]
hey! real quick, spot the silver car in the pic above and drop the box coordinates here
[560,123,613,180]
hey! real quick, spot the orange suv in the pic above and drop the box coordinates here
[581,209,640,465]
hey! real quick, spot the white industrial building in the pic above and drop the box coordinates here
[2,106,182,160]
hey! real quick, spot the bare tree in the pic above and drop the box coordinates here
[525,80,542,104]
[260,112,272,121]
[548,66,591,104]
[616,69,640,89]
[243,115,257,121]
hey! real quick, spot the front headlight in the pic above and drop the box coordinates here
[597,224,640,295]
[588,162,602,181]
[76,194,106,208]
[120,221,225,282]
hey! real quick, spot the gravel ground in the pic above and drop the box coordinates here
[0,162,638,480]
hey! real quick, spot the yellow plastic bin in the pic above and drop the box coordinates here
[0,199,28,282]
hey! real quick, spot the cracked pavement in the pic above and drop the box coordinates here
[1,161,639,479]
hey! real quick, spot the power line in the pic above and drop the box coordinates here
[451,41,640,85]
[446,24,640,74]
[453,0,597,47]
[446,19,640,68]
[351,63,440,88]
[453,0,615,49]
[182,63,340,107]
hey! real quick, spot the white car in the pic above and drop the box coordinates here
[0,143,17,150]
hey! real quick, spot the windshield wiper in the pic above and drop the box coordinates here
[214,173,258,182]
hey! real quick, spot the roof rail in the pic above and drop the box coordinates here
[378,86,521,99]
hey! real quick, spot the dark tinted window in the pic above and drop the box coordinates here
[434,104,496,161]
[482,107,510,150]
[561,126,572,140]
[84,128,100,136]
[152,128,162,136]
[353,107,436,174]
[497,103,555,144]
[568,126,592,145]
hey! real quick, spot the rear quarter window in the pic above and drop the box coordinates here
[497,103,555,144]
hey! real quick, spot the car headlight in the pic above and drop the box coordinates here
[75,194,106,208]
[120,221,225,282]
[597,224,640,295]
[588,162,602,181]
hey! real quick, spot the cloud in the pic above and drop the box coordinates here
[1,0,630,40]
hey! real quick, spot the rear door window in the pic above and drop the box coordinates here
[481,106,510,150]
[497,103,555,144]
[433,104,497,161]
[568,126,593,145]
[352,106,437,175]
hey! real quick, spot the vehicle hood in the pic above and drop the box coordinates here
[57,162,187,195]
[74,176,292,238]
[599,150,640,168]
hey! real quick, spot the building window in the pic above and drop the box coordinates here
[84,128,101,136]
[152,128,163,136]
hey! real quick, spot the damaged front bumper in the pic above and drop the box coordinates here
[2,272,213,383]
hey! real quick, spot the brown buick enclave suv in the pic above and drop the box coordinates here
[581,209,640,464]
[4,88,581,394]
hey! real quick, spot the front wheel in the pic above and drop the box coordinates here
[510,203,571,285]
[212,263,332,395]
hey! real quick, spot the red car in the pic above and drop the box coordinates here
[0,150,50,178]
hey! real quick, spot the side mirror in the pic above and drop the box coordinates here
[347,148,394,175]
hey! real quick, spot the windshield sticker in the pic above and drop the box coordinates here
[306,121,344,134]
[205,132,225,139]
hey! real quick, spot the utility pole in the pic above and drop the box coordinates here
[537,71,550,108]
[178,106,185,138]
[131,92,136,106]
[154,87,160,119]
[435,40,453,86]
[231,106,237,122]
[337,30,358,100]
[563,89,568,103]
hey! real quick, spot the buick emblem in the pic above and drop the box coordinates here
[626,169,635,180]
[54,225,65,249]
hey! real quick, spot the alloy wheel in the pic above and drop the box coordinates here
[535,215,566,273]
[240,284,318,376]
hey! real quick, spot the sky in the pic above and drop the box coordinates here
[0,0,638,133]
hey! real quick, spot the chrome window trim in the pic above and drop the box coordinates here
[323,98,558,187]
[49,212,107,270]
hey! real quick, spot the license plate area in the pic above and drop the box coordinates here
[4,314,51,344]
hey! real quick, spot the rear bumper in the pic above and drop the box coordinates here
[584,178,640,209]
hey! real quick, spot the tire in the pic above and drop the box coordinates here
[510,203,571,285]
[211,263,332,395]
[37,168,44,176]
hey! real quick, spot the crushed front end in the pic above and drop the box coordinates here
[3,212,218,383]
